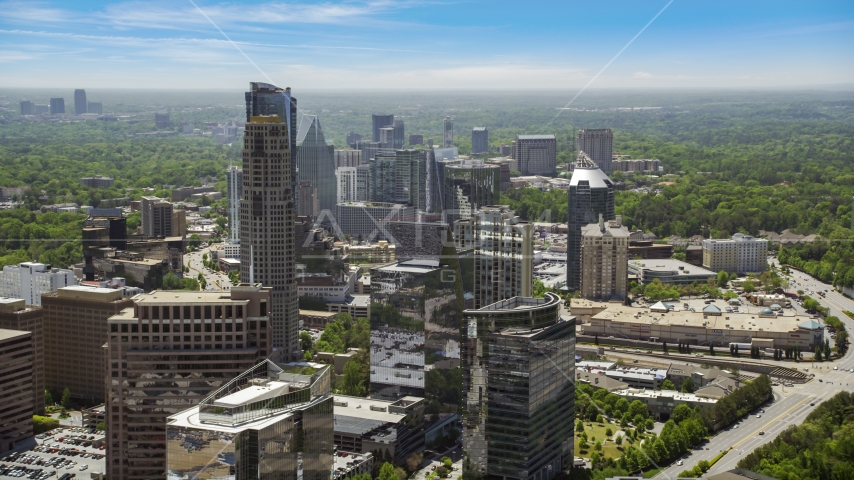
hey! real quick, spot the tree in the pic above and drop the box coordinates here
[339,355,367,397]
[596,414,604,424]
[441,456,452,469]
[33,415,59,434]
[663,341,668,354]
[661,379,676,390]
[594,440,602,451]
[815,347,823,362]
[681,378,695,393]
[605,427,613,438]
[300,331,313,353]
[616,435,623,446]
[533,279,547,298]
[44,390,53,407]
[717,270,729,287]
[405,453,423,473]
[743,281,755,293]
[61,387,71,408]
[188,233,202,251]
[197,273,206,290]
[576,419,585,433]
[96,421,105,431]
[645,418,655,431]
[435,466,449,478]
[620,412,631,428]
[378,463,397,480]
[671,404,694,424]
[825,339,832,360]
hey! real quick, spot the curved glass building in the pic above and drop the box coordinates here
[566,152,614,292]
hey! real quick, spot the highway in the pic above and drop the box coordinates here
[651,261,854,479]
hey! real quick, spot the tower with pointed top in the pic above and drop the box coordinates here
[567,151,615,292]
[296,115,336,215]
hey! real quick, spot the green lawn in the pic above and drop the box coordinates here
[575,420,635,461]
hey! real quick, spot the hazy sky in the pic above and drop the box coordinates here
[1,0,852,90]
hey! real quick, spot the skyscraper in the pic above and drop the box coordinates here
[49,98,64,114]
[334,149,361,168]
[567,151,615,291]
[577,128,613,173]
[443,116,454,148]
[393,119,405,149]
[372,114,395,142]
[296,115,336,214]
[141,196,174,237]
[226,164,242,244]
[369,154,397,203]
[74,89,87,115]
[581,214,629,301]
[471,127,488,154]
[346,130,362,148]
[0,298,44,416]
[336,165,370,204]
[516,134,557,175]
[379,126,396,149]
[245,82,299,211]
[87,101,102,115]
[461,293,575,480]
[19,101,33,115]
[441,160,500,223]
[241,113,300,359]
[297,180,317,217]
[457,205,533,309]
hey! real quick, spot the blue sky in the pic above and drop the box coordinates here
[1,0,852,89]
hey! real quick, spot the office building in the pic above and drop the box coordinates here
[336,203,415,241]
[167,360,334,480]
[172,209,187,237]
[141,196,174,237]
[369,155,397,204]
[49,98,65,114]
[155,112,173,128]
[74,89,87,115]
[372,114,395,142]
[0,262,76,307]
[88,101,103,115]
[611,158,659,173]
[106,285,274,480]
[296,115,337,214]
[461,293,575,480]
[0,329,34,454]
[393,119,405,149]
[471,127,489,154]
[409,133,423,146]
[703,233,768,275]
[333,395,425,467]
[370,255,464,440]
[516,134,557,175]
[498,144,511,156]
[459,206,533,309]
[336,166,370,204]
[394,149,428,210]
[485,159,512,192]
[80,175,114,188]
[567,152,615,291]
[443,116,454,148]
[245,82,299,213]
[379,126,395,149]
[226,164,242,245]
[335,149,361,169]
[628,240,674,260]
[20,100,33,115]
[0,298,44,415]
[42,285,132,404]
[358,140,395,166]
[577,129,613,173]
[34,104,48,114]
[442,160,500,223]
[298,180,318,217]
[580,215,629,302]
[346,130,362,148]
[240,113,300,359]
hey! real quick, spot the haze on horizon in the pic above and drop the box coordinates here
[0,0,852,90]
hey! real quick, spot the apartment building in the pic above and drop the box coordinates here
[0,262,77,307]
[106,285,273,480]
[577,128,613,173]
[336,202,415,240]
[141,196,173,237]
[515,135,557,176]
[581,215,630,302]
[703,233,768,274]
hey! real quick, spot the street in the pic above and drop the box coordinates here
[184,247,233,292]
[653,260,854,479]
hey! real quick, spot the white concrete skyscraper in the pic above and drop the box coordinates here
[226,163,242,245]
[240,91,300,359]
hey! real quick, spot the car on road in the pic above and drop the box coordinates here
[759,431,765,435]
[810,403,815,406]
[677,460,683,466]
[834,366,838,370]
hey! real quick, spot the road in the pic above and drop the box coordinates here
[652,261,854,479]
[184,247,233,292]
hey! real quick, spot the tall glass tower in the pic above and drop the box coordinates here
[443,116,454,148]
[226,164,242,244]
[296,115,336,215]
[566,151,614,291]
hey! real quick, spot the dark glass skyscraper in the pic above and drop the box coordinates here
[372,114,395,142]
[566,152,614,291]
[74,89,87,115]
[461,293,575,480]
[370,232,464,439]
[296,115,336,214]
[442,161,500,224]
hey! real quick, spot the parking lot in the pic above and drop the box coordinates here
[0,427,106,479]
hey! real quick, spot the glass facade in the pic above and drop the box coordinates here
[167,361,334,480]
[566,164,614,291]
[296,116,337,215]
[461,293,575,480]
[442,163,500,224]
[370,235,465,435]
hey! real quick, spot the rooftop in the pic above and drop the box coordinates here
[0,328,29,342]
[517,134,556,140]
[591,303,815,332]
[374,259,441,274]
[629,258,716,276]
[613,388,718,404]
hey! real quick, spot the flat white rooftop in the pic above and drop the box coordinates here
[214,381,290,408]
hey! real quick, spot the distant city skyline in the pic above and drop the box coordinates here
[0,1,851,89]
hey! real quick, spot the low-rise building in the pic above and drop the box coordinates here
[334,452,373,480]
[327,294,370,318]
[628,241,674,260]
[333,395,425,467]
[80,176,115,188]
[300,309,338,329]
[628,258,716,286]
[610,388,718,421]
[343,241,397,265]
